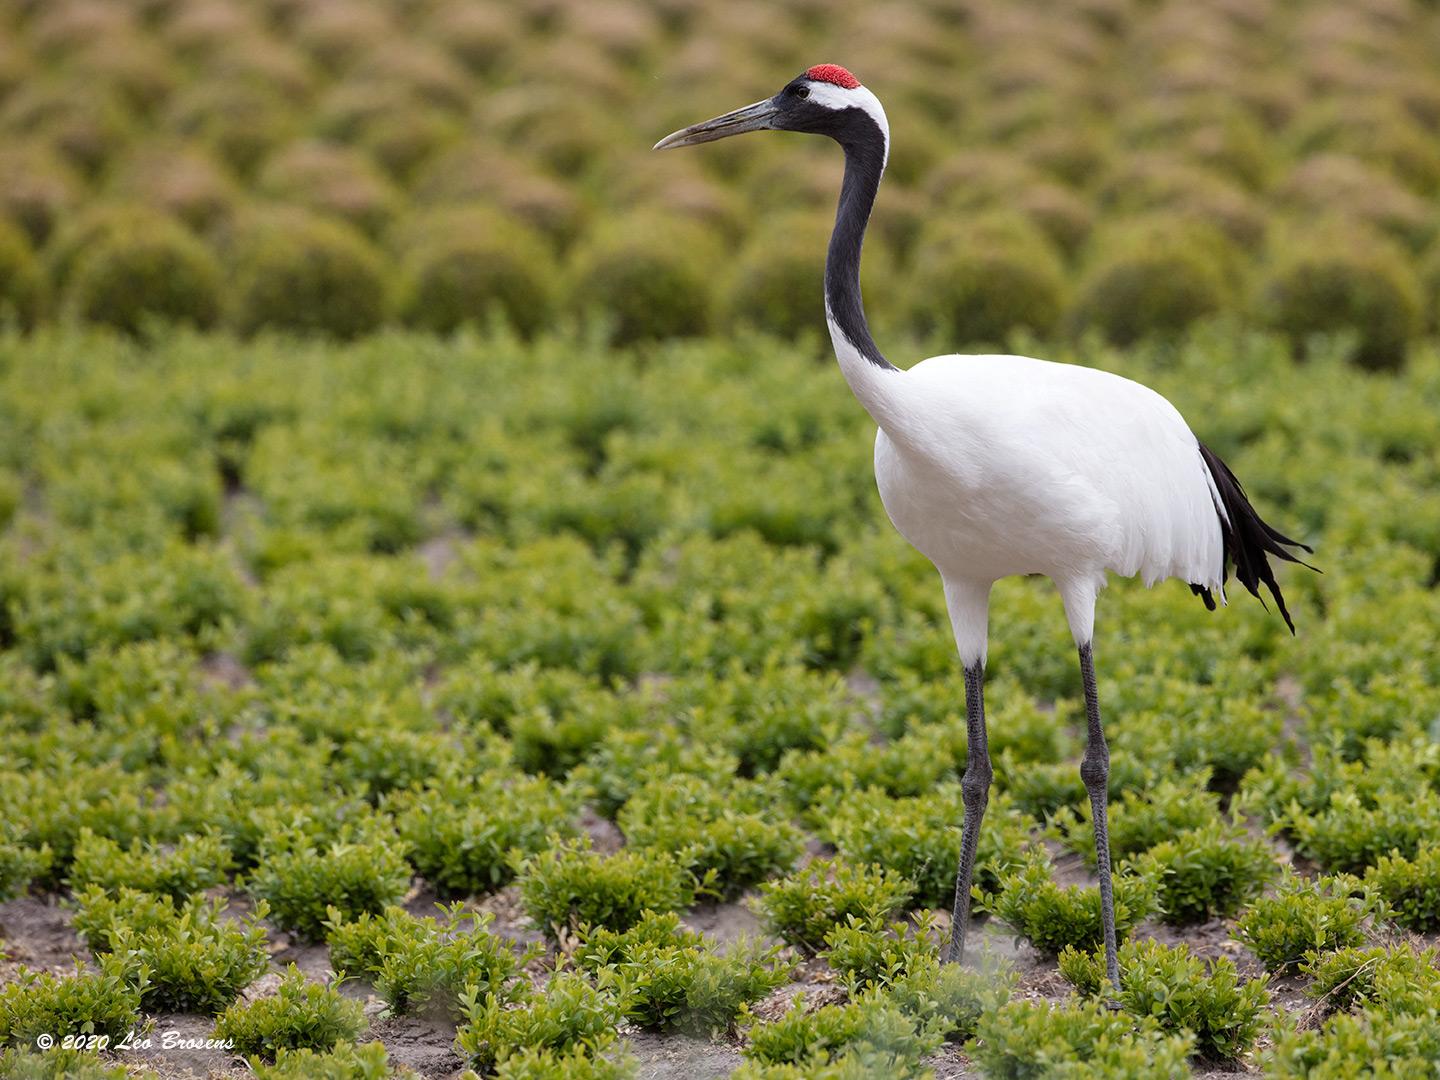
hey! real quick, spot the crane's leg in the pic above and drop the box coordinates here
[1079,640,1122,993]
[942,579,991,965]
[946,661,990,963]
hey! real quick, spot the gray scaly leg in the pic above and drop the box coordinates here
[1079,641,1121,994]
[946,662,992,964]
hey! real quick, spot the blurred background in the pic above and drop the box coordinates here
[1,0,1439,368]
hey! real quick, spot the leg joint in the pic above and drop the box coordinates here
[961,764,992,806]
[1079,749,1109,790]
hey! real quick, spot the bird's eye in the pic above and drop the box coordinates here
[793,85,810,99]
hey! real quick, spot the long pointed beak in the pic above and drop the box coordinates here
[653,99,780,150]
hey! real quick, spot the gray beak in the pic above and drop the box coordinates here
[653,99,780,150]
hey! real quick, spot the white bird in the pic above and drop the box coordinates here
[655,64,1313,990]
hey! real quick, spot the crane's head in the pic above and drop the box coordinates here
[654,65,888,164]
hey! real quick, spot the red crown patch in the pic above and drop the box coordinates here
[805,64,861,90]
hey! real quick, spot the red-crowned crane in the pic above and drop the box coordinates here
[655,64,1314,990]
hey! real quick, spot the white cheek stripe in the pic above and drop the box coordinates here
[807,82,890,169]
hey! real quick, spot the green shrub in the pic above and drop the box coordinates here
[0,959,144,1047]
[0,218,41,327]
[741,992,941,1077]
[395,208,556,336]
[978,854,1160,955]
[1363,844,1440,932]
[1053,771,1221,866]
[69,885,181,953]
[1059,939,1268,1060]
[0,143,82,246]
[1258,225,1423,370]
[454,970,623,1073]
[753,858,914,953]
[1287,789,1440,874]
[246,833,412,943]
[820,915,941,990]
[1302,944,1440,1015]
[907,214,1066,346]
[324,905,535,1018]
[108,141,240,233]
[570,213,721,343]
[576,911,792,1034]
[971,998,1194,1079]
[1267,1008,1440,1079]
[214,966,366,1062]
[618,776,804,899]
[0,1048,131,1079]
[393,771,579,899]
[1234,873,1372,973]
[258,141,400,237]
[67,828,231,901]
[66,215,221,333]
[0,831,49,901]
[494,1046,638,1080]
[1072,218,1234,344]
[723,212,829,339]
[887,954,1014,1044]
[826,785,1034,909]
[104,896,271,1015]
[229,211,387,338]
[1133,823,1278,925]
[516,840,698,937]
[251,1041,401,1080]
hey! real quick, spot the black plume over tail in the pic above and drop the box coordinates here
[1193,441,1316,633]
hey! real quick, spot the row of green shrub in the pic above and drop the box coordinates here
[1,198,1435,369]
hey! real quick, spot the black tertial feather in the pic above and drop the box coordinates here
[1197,441,1316,633]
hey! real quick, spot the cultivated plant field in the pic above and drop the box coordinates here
[1,326,1438,1078]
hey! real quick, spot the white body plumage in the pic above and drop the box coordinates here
[833,332,1226,667]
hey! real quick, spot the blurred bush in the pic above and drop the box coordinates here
[1258,224,1423,371]
[1072,218,1235,345]
[906,213,1066,347]
[570,212,722,343]
[227,210,386,338]
[65,213,222,334]
[0,219,42,328]
[394,207,557,336]
[0,0,1433,355]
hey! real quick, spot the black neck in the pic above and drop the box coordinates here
[824,113,895,372]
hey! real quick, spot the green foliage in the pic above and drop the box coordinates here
[888,955,1015,1043]
[67,828,231,902]
[907,214,1066,345]
[826,786,1034,909]
[65,213,220,333]
[1362,844,1440,932]
[618,776,804,898]
[97,894,270,1014]
[1059,939,1268,1060]
[324,905,535,1018]
[0,1048,131,1079]
[1133,823,1278,925]
[246,833,412,943]
[516,840,698,937]
[0,959,144,1047]
[395,209,556,336]
[229,211,386,338]
[214,967,366,1062]
[971,998,1194,1079]
[1234,873,1373,973]
[1052,771,1222,866]
[0,218,41,327]
[1073,219,1234,344]
[570,214,720,343]
[454,970,622,1073]
[1301,944,1440,1016]
[251,1041,403,1080]
[753,859,914,953]
[1267,1008,1440,1079]
[493,1046,637,1080]
[1286,789,1440,874]
[393,772,580,898]
[741,993,941,1078]
[1259,225,1423,370]
[979,854,1160,955]
[0,832,49,902]
[576,911,792,1034]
